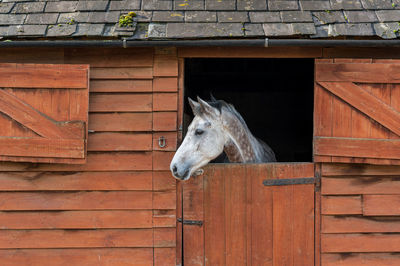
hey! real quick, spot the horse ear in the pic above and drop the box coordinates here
[188,97,201,116]
[210,93,217,102]
[197,96,220,118]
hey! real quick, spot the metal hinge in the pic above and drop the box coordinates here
[263,177,316,186]
[177,218,203,226]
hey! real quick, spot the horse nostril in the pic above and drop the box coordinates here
[172,165,178,174]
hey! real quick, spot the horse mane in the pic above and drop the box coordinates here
[206,98,249,130]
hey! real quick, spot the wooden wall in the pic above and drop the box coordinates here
[0,47,178,265]
[320,163,400,265]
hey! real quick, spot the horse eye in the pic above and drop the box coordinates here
[195,129,204,136]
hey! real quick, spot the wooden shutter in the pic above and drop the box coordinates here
[314,59,400,165]
[0,63,89,164]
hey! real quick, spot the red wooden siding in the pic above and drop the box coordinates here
[0,63,89,164]
[320,163,400,265]
[0,47,178,265]
[314,59,400,165]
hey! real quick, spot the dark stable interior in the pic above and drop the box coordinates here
[184,58,314,162]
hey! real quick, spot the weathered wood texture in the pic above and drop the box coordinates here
[321,163,400,265]
[183,163,314,265]
[0,63,89,164]
[0,47,178,265]
[314,59,400,165]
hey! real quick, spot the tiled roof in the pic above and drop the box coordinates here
[0,0,399,40]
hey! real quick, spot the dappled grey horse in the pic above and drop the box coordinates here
[170,96,276,180]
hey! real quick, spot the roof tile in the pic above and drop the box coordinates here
[205,0,236,11]
[142,0,173,11]
[334,22,374,35]
[373,22,399,39]
[360,0,393,9]
[375,10,400,22]
[237,0,267,11]
[74,23,105,36]
[244,23,264,36]
[0,13,25,25]
[166,22,244,38]
[330,0,362,10]
[281,11,313,22]
[263,23,294,35]
[77,1,109,11]
[109,0,141,11]
[47,24,77,36]
[174,0,204,10]
[87,11,120,23]
[344,10,378,22]
[8,24,46,36]
[45,1,78,13]
[218,11,249,22]
[58,12,90,23]
[25,13,59,24]
[185,11,217,22]
[312,11,346,25]
[249,11,281,23]
[13,1,45,13]
[153,11,185,22]
[268,1,299,11]
[300,1,331,11]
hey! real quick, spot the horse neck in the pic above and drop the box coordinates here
[222,111,260,163]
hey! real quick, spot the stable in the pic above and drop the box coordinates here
[0,1,400,266]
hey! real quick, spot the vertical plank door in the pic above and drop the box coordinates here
[181,163,315,265]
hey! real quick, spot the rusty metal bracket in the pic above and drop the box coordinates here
[177,218,203,226]
[263,177,316,186]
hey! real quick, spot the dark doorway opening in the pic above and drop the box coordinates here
[184,58,314,162]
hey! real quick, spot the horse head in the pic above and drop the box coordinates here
[170,96,226,180]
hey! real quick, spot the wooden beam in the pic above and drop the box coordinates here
[318,82,400,136]
[314,137,400,159]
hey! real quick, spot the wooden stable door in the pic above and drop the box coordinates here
[181,163,315,266]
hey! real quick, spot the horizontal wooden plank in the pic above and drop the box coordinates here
[322,163,400,176]
[90,80,152,92]
[0,171,152,191]
[153,210,176,228]
[322,233,400,253]
[0,138,84,158]
[90,67,152,79]
[364,195,400,216]
[154,228,176,248]
[154,248,176,266]
[65,48,154,67]
[0,248,153,266]
[153,132,177,151]
[0,152,152,171]
[178,47,322,58]
[153,151,175,171]
[0,48,64,64]
[89,93,152,112]
[314,137,400,160]
[0,210,152,229]
[316,63,400,83]
[153,112,177,131]
[89,113,152,132]
[153,77,178,92]
[153,191,176,210]
[0,229,153,249]
[322,215,400,233]
[88,132,152,151]
[0,63,88,88]
[0,191,152,210]
[153,171,176,191]
[154,55,178,77]
[322,253,400,266]
[153,93,178,111]
[318,81,400,136]
[0,89,83,139]
[322,177,400,195]
[321,196,362,215]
